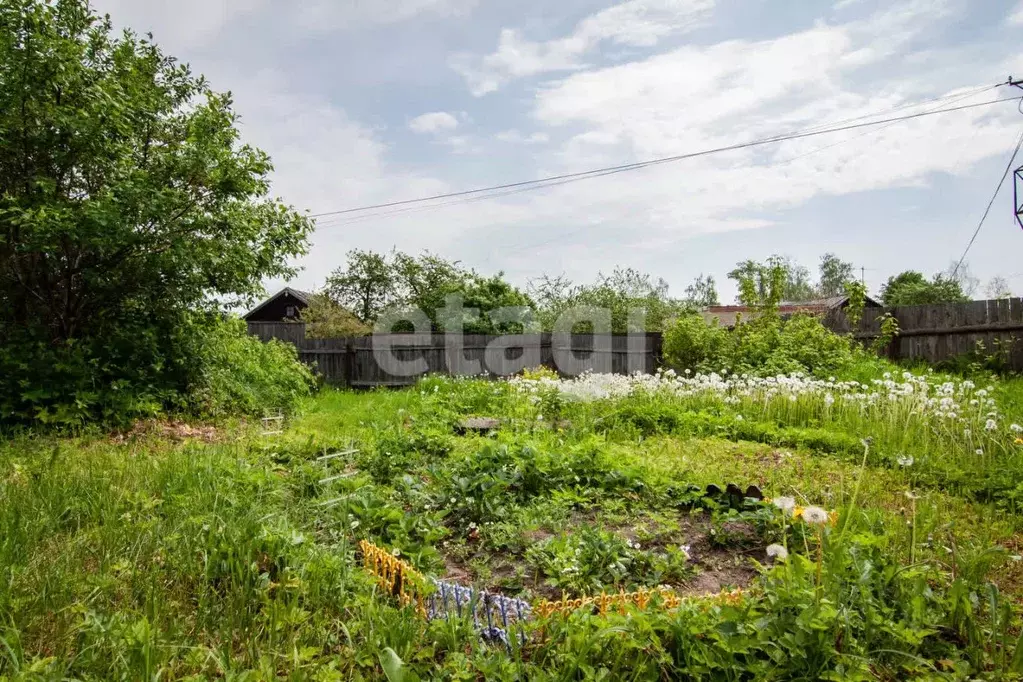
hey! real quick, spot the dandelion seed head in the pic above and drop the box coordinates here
[766,544,788,560]
[772,496,796,513]
[802,506,829,525]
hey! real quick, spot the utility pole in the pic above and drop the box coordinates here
[861,267,865,286]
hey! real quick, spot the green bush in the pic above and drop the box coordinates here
[661,314,728,372]
[663,312,860,377]
[759,314,860,376]
[0,314,314,428]
[180,316,315,418]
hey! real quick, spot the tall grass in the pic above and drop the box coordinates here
[1,372,1021,679]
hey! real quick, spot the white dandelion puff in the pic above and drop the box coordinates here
[896,454,914,467]
[772,496,796,514]
[802,506,829,525]
[766,544,789,560]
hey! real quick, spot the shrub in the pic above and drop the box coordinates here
[179,316,315,418]
[661,314,727,372]
[663,313,859,378]
[0,0,311,427]
[762,314,860,376]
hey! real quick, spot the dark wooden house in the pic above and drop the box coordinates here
[243,287,313,322]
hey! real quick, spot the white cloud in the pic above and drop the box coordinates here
[83,0,1023,296]
[1009,1,1023,25]
[495,130,550,144]
[504,0,1017,241]
[91,0,267,48]
[295,0,478,31]
[452,0,715,95]
[409,111,461,134]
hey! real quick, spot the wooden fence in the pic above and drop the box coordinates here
[248,297,1023,385]
[246,323,662,386]
[826,298,1023,370]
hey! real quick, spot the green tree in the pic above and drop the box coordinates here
[684,273,720,307]
[818,253,856,298]
[327,249,534,333]
[879,271,969,306]
[0,0,312,424]
[779,256,817,302]
[528,274,580,331]
[446,273,535,333]
[303,293,371,338]
[391,251,466,323]
[325,250,396,323]
[530,267,688,333]
[728,257,788,311]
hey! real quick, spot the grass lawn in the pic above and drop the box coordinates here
[2,369,1023,679]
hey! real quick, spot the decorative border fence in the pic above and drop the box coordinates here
[358,539,743,649]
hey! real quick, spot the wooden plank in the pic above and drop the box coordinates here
[1008,298,1023,371]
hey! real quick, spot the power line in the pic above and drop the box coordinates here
[950,128,1023,279]
[324,86,1015,263]
[310,90,1019,222]
[485,92,996,261]
[312,85,1001,224]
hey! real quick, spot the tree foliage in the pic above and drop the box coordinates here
[818,253,856,298]
[303,293,371,338]
[326,250,533,333]
[729,254,860,304]
[728,257,787,311]
[683,273,719,307]
[325,250,396,323]
[0,0,312,424]
[529,267,690,333]
[879,271,969,307]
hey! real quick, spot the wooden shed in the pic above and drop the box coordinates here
[243,287,313,322]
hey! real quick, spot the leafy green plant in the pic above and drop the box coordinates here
[663,312,860,377]
[181,316,316,418]
[525,526,692,593]
[0,0,312,427]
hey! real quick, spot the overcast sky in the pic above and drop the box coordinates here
[92,0,1023,302]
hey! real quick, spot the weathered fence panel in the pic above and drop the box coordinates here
[832,298,1023,371]
[247,321,307,345]
[248,299,1023,385]
[246,323,663,387]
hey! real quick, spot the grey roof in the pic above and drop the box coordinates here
[780,295,881,308]
[242,287,314,320]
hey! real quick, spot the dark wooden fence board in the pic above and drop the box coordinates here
[831,298,1023,371]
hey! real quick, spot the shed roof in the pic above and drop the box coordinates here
[242,287,314,321]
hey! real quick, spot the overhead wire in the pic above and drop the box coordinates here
[317,89,1020,265]
[309,85,1018,224]
[313,84,1001,225]
[490,85,1006,259]
[950,128,1023,279]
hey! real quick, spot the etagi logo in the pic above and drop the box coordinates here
[369,294,652,378]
